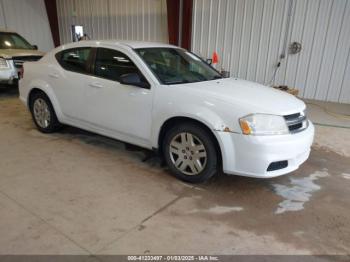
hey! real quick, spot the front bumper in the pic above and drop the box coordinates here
[216,121,315,178]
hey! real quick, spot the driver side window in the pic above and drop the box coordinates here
[94,48,140,82]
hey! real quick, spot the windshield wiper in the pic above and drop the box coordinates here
[212,75,223,80]
[166,80,190,85]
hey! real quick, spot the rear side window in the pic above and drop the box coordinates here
[56,47,92,74]
[94,48,140,82]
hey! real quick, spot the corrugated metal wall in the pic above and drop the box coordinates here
[192,0,350,103]
[0,0,54,52]
[56,0,168,44]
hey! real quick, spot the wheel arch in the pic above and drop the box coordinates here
[26,84,63,121]
[28,88,46,107]
[157,116,223,167]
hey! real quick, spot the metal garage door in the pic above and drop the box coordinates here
[56,0,168,45]
[0,0,54,52]
[191,0,350,103]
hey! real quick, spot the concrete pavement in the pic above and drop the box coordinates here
[0,87,349,255]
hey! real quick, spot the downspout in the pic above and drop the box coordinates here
[280,0,295,60]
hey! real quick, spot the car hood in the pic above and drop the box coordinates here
[185,78,305,115]
[0,49,45,59]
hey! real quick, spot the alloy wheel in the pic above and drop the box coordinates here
[33,98,51,128]
[169,132,207,176]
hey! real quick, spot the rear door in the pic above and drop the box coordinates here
[51,47,93,121]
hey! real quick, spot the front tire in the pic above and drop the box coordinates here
[29,92,62,133]
[163,123,218,183]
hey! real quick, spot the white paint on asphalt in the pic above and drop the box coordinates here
[342,173,350,180]
[207,206,244,214]
[189,205,243,215]
[272,170,329,214]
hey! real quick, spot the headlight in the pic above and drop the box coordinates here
[239,114,289,135]
[0,58,10,69]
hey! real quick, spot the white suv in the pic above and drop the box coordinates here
[19,40,314,183]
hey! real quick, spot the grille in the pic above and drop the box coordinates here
[283,112,308,134]
[12,56,42,68]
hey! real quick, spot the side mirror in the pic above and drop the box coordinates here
[32,45,38,50]
[206,58,212,65]
[119,73,150,89]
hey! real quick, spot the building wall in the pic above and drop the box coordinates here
[0,0,54,52]
[56,0,168,44]
[192,0,350,103]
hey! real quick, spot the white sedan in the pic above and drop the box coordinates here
[19,40,314,183]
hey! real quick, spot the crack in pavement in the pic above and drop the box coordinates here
[95,194,186,254]
[0,189,93,256]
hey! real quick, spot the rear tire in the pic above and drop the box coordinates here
[162,123,218,183]
[29,91,62,133]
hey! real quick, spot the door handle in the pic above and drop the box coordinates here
[48,73,59,79]
[89,82,103,88]
[129,90,149,96]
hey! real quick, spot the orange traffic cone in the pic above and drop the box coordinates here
[212,51,219,64]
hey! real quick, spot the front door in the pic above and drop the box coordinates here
[82,47,153,147]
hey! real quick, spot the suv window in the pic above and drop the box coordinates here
[56,47,92,74]
[94,48,140,82]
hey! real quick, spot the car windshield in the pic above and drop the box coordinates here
[135,48,222,85]
[0,32,34,50]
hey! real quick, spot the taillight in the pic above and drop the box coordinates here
[19,67,24,79]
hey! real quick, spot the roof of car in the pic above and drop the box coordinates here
[61,40,180,50]
[115,40,178,49]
